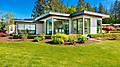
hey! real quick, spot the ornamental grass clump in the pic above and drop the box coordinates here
[77,35,87,43]
[51,33,68,44]
[34,34,45,42]
[68,34,77,45]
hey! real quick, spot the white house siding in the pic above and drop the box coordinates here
[36,23,44,34]
[83,15,102,34]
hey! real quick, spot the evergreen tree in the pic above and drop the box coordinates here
[110,0,120,23]
[98,3,106,14]
[86,3,92,11]
[77,0,87,12]
[66,6,77,14]
[32,0,46,18]
[111,0,119,18]
[46,0,65,13]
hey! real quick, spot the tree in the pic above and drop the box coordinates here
[77,0,87,12]
[98,3,106,14]
[117,1,120,19]
[1,12,14,33]
[32,0,46,18]
[110,0,120,23]
[66,6,77,14]
[46,0,66,13]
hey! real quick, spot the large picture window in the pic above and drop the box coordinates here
[46,18,52,35]
[46,18,69,35]
[84,18,90,34]
[17,24,36,34]
[54,18,69,34]
[73,18,83,34]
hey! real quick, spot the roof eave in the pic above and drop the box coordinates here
[84,10,110,18]
[35,12,70,21]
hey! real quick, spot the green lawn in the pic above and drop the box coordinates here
[0,41,120,67]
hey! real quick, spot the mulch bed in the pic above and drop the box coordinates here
[0,37,34,42]
[0,37,103,46]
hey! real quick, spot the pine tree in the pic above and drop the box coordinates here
[98,3,106,14]
[86,3,91,11]
[77,0,87,12]
[111,0,119,18]
[117,1,120,19]
[110,0,120,23]
[31,0,46,18]
[46,0,65,12]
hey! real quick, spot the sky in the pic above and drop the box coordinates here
[0,0,115,19]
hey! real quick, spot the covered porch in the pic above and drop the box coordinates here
[43,16,95,35]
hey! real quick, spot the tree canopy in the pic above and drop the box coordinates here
[32,0,120,24]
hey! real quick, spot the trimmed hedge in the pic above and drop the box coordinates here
[88,33,120,40]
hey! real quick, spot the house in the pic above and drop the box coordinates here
[9,10,110,35]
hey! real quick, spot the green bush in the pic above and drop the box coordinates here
[28,35,37,39]
[51,33,68,44]
[34,34,45,42]
[88,33,120,40]
[19,34,28,39]
[28,34,45,39]
[78,35,87,43]
[68,35,77,44]
[13,34,19,39]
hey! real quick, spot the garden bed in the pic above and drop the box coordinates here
[0,37,34,42]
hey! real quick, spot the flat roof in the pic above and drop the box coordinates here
[14,19,33,23]
[35,10,110,21]
[35,12,70,21]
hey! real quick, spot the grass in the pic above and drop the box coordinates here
[0,41,120,67]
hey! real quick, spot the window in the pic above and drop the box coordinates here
[17,24,36,34]
[10,26,13,31]
[78,19,83,34]
[73,19,77,34]
[73,18,83,34]
[54,18,69,34]
[46,18,52,35]
[84,18,90,34]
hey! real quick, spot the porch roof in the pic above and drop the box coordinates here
[35,12,70,21]
[14,19,34,23]
[35,10,110,21]
[71,10,110,18]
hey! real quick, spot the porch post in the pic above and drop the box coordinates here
[83,17,85,35]
[52,18,54,35]
[44,20,46,35]
[69,19,72,34]
[100,20,102,33]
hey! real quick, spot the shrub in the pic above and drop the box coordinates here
[13,34,19,39]
[68,35,77,45]
[28,35,37,39]
[88,33,120,40]
[19,34,28,39]
[28,34,45,39]
[51,33,68,44]
[34,37,43,42]
[0,32,7,37]
[78,35,87,43]
[33,34,45,42]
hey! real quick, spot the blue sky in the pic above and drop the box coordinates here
[0,0,115,19]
